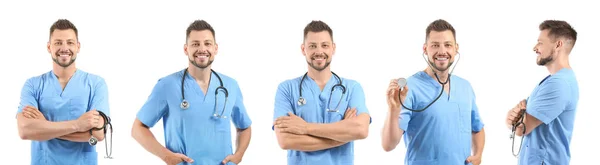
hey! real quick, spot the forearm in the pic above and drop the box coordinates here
[276,130,345,152]
[132,119,172,160]
[17,114,78,141]
[233,127,251,157]
[472,128,485,156]
[58,129,104,142]
[382,110,403,152]
[307,114,369,142]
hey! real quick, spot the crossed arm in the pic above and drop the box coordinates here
[274,109,370,152]
[17,106,105,142]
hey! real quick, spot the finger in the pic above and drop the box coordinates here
[179,154,194,163]
[221,156,230,164]
[465,156,472,163]
[287,112,295,116]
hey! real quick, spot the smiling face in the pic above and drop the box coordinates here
[533,30,557,66]
[184,30,218,69]
[423,30,458,72]
[302,31,335,72]
[47,29,80,68]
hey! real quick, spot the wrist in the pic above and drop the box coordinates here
[158,149,173,162]
[306,123,316,135]
[69,120,81,132]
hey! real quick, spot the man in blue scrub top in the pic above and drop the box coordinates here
[131,20,252,165]
[505,20,579,165]
[381,19,486,165]
[272,20,371,165]
[15,19,110,165]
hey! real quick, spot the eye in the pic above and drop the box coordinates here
[54,42,61,46]
[322,44,329,48]
[192,43,199,47]
[68,42,75,45]
[205,43,212,46]
[432,44,439,48]
[445,44,452,47]
[309,45,317,48]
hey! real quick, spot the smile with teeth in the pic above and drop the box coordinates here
[194,54,210,59]
[435,56,449,61]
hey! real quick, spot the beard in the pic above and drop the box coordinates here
[189,51,214,69]
[52,50,76,68]
[306,53,331,71]
[537,51,554,66]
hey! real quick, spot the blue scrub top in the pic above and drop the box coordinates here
[398,71,484,165]
[273,74,370,165]
[519,68,579,165]
[16,69,110,165]
[136,69,252,165]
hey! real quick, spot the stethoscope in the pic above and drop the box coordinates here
[510,76,550,157]
[397,52,461,112]
[180,68,229,118]
[88,110,113,159]
[297,71,346,113]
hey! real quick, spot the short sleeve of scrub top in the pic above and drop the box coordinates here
[273,82,293,128]
[136,79,169,128]
[526,78,571,124]
[17,78,39,114]
[230,81,252,129]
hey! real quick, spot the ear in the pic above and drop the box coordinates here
[455,43,459,52]
[422,43,427,55]
[183,44,188,56]
[76,42,81,54]
[47,42,51,54]
[301,44,306,56]
[556,40,563,49]
[214,43,219,56]
[331,42,336,56]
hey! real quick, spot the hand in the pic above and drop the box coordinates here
[465,155,482,165]
[162,152,194,165]
[221,154,242,164]
[387,78,409,112]
[343,107,357,120]
[22,106,46,120]
[505,99,527,130]
[75,110,101,132]
[275,112,308,135]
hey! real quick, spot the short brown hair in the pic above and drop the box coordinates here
[303,20,333,41]
[49,19,78,40]
[186,20,215,41]
[425,19,456,41]
[539,20,577,46]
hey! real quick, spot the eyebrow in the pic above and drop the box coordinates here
[308,42,331,44]
[430,41,454,44]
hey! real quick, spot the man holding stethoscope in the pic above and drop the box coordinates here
[272,20,371,165]
[131,20,252,165]
[381,19,486,165]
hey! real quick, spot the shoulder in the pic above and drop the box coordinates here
[212,71,240,87]
[276,75,303,91]
[339,77,363,90]
[22,71,52,89]
[154,69,186,86]
[451,74,473,88]
[77,70,107,86]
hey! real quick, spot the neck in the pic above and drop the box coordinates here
[307,67,332,85]
[52,64,77,81]
[546,53,571,75]
[188,65,212,83]
[424,67,449,83]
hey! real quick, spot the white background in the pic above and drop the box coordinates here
[1,0,598,164]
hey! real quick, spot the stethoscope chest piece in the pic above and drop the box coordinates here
[89,136,98,146]
[180,100,189,110]
[297,97,306,106]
